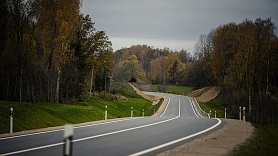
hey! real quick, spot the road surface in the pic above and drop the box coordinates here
[0,93,225,156]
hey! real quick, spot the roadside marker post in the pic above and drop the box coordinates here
[142,109,144,117]
[10,108,13,133]
[243,106,246,132]
[225,108,227,119]
[239,106,241,120]
[131,107,133,117]
[215,111,216,118]
[63,124,74,156]
[209,110,211,118]
[105,105,107,120]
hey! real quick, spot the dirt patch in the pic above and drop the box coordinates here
[157,119,255,156]
[129,83,162,103]
[196,86,222,103]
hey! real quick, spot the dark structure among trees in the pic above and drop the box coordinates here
[129,77,137,83]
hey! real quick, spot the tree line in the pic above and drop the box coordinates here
[187,18,278,123]
[191,18,278,124]
[113,45,194,85]
[1,1,277,123]
[113,18,278,124]
[0,0,114,103]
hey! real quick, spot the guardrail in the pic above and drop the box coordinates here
[193,98,210,118]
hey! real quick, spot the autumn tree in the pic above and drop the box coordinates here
[166,54,183,84]
[0,0,117,103]
[3,0,36,102]
[177,49,189,64]
[149,57,162,84]
[206,18,278,123]
[210,23,238,85]
[35,0,81,103]
[85,30,114,94]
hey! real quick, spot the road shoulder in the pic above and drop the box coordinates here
[157,119,255,156]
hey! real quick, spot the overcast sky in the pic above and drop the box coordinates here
[81,0,278,53]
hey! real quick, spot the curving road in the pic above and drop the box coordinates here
[0,93,225,156]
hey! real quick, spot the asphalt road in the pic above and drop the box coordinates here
[0,93,225,156]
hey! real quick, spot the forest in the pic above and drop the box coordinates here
[112,18,278,124]
[0,0,114,103]
[1,0,277,124]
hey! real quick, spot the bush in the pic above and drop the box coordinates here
[171,89,180,94]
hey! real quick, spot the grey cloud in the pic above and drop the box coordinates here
[81,0,278,52]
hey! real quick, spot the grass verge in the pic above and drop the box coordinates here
[193,89,278,156]
[0,95,160,134]
[198,96,232,119]
[151,85,192,95]
[232,124,278,156]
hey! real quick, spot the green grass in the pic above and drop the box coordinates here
[0,82,163,134]
[232,124,278,156]
[151,85,192,95]
[194,89,278,156]
[0,95,161,134]
[198,96,232,119]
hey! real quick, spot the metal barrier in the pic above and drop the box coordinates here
[193,98,210,118]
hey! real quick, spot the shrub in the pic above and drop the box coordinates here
[171,89,180,94]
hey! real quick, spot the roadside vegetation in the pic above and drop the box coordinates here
[198,96,233,119]
[232,124,278,156]
[151,85,192,95]
[1,1,277,153]
[0,84,163,134]
[186,87,278,156]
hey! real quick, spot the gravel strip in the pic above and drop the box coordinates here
[157,119,255,156]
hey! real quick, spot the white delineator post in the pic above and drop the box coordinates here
[239,106,241,120]
[105,105,107,120]
[225,108,227,119]
[142,109,144,117]
[10,108,13,133]
[131,107,133,117]
[243,106,246,132]
[63,124,74,156]
[215,111,216,118]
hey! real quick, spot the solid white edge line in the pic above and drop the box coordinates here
[160,96,170,117]
[178,98,181,117]
[73,115,180,143]
[1,142,64,156]
[1,116,180,156]
[0,117,141,140]
[188,97,200,118]
[129,118,222,156]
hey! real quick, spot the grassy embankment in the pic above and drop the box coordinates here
[0,83,163,134]
[187,87,278,156]
[151,85,192,95]
[186,86,231,118]
[233,124,278,156]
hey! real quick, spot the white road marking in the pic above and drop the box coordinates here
[0,117,141,140]
[129,118,222,156]
[160,96,170,117]
[2,94,213,156]
[1,142,64,156]
[178,98,181,116]
[1,115,181,155]
[73,115,180,143]
[188,97,200,118]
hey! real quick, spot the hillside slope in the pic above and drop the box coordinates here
[187,86,222,102]
[129,83,162,104]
